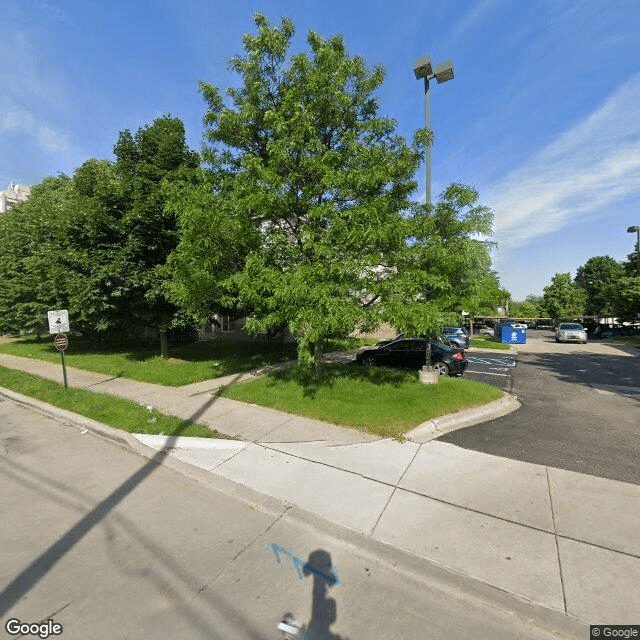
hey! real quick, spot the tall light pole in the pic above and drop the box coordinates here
[412,55,454,379]
[627,225,640,274]
[413,55,454,205]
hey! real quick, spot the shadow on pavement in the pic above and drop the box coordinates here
[0,373,272,639]
[277,549,347,640]
[523,351,640,406]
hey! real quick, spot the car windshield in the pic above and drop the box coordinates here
[560,324,583,330]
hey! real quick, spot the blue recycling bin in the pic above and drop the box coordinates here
[496,325,526,344]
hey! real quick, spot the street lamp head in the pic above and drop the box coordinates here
[433,60,454,83]
[627,226,639,233]
[413,55,433,80]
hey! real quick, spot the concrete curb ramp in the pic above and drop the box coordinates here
[406,394,521,442]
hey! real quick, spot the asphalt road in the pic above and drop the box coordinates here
[443,332,640,485]
[0,400,580,640]
[464,351,517,393]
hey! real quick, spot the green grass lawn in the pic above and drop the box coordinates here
[0,365,229,439]
[471,337,512,350]
[0,336,374,386]
[218,363,503,440]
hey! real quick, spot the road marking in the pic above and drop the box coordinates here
[467,356,516,367]
[467,370,510,377]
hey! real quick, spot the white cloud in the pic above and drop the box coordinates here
[487,74,640,250]
[450,0,502,41]
[0,100,72,155]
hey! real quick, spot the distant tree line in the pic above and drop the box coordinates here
[0,14,506,373]
[509,253,640,322]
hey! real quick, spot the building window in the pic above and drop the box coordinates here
[221,315,236,333]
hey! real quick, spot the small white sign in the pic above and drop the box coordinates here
[48,310,69,334]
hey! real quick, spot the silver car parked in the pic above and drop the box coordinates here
[555,323,587,344]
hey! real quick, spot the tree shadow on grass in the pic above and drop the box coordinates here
[265,363,415,399]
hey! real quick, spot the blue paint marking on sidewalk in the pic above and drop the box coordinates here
[271,543,340,586]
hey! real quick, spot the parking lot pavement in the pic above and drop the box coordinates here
[442,335,640,485]
[465,352,517,393]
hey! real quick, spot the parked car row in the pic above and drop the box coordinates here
[589,325,640,339]
[473,320,555,334]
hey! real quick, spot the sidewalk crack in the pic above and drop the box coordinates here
[369,443,423,537]
[191,505,292,599]
[546,466,567,614]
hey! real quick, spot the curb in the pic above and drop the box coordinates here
[0,386,150,453]
[0,386,586,636]
[405,393,521,443]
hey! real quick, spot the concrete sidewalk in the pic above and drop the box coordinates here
[1,352,639,626]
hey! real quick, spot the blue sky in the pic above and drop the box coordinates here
[2,0,640,300]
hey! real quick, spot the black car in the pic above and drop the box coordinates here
[377,333,462,352]
[356,338,468,376]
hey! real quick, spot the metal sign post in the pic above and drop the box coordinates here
[53,333,69,388]
[49,311,70,389]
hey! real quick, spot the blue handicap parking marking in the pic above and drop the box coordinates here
[467,356,516,367]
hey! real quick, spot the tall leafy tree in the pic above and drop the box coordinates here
[171,14,495,377]
[575,256,624,316]
[617,244,640,321]
[0,116,199,355]
[385,184,495,334]
[614,277,640,321]
[542,273,586,319]
[193,14,424,375]
[509,295,545,318]
[0,175,77,334]
[111,116,200,355]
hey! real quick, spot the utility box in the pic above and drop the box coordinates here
[495,324,527,344]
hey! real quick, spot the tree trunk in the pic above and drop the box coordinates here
[423,338,433,371]
[160,330,169,359]
[313,338,324,380]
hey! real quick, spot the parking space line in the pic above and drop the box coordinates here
[467,357,516,367]
[466,370,510,377]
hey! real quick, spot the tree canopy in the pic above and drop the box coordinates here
[575,256,624,316]
[542,273,586,319]
[0,116,199,355]
[166,14,496,376]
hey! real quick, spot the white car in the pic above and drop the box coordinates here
[555,323,587,344]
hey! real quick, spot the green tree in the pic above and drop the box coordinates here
[112,116,200,355]
[614,277,640,321]
[542,273,586,320]
[390,184,495,325]
[188,14,426,377]
[0,116,199,356]
[510,295,544,318]
[575,256,624,316]
[0,175,76,334]
[170,15,495,378]
[622,241,640,277]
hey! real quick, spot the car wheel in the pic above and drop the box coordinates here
[433,361,450,376]
[362,356,377,367]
